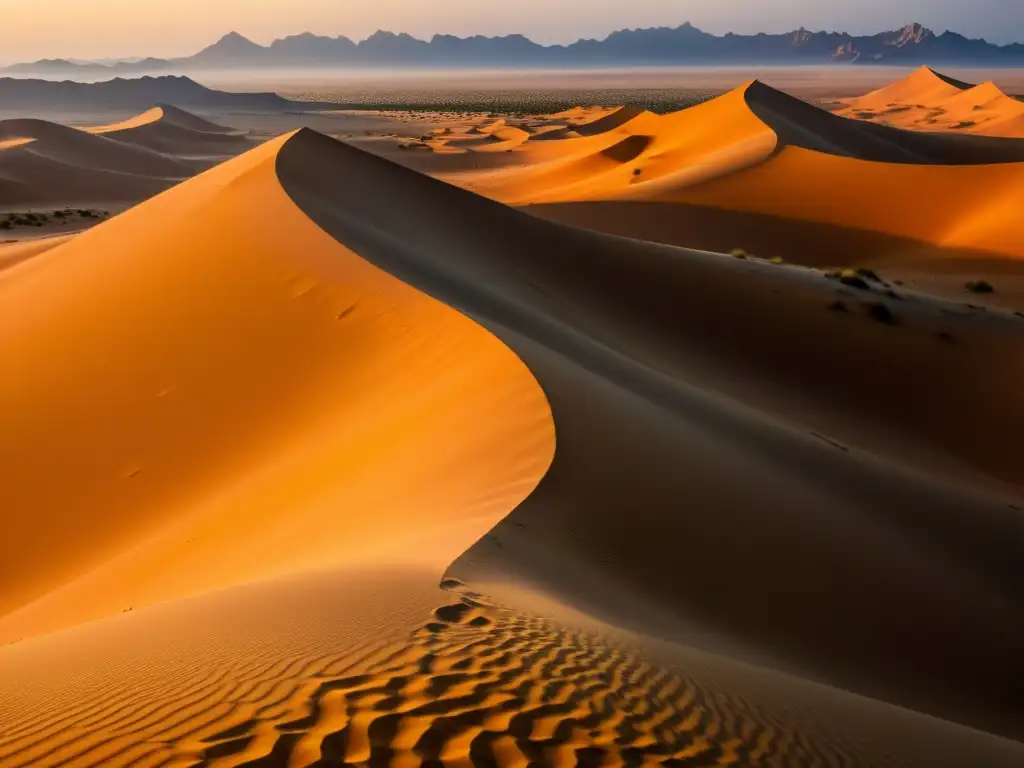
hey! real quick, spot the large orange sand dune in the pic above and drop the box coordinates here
[2,72,1024,767]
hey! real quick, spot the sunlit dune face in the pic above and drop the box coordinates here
[837,67,1024,138]
[0,132,554,641]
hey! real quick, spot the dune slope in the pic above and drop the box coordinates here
[88,105,253,156]
[0,117,194,205]
[0,107,251,208]
[838,66,1024,139]
[443,79,1024,276]
[0,131,553,639]
[2,125,1023,767]
[280,131,1024,738]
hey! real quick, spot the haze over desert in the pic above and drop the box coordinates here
[1,5,1024,767]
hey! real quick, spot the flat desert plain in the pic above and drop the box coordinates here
[1,66,1024,768]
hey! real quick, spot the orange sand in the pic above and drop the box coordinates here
[838,66,1024,138]
[0,132,553,640]
[2,68,1024,768]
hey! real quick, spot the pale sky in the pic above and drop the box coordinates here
[1,0,1023,63]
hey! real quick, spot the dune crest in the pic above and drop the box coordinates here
[437,78,1024,271]
[0,130,554,641]
[0,105,250,208]
[837,67,1024,138]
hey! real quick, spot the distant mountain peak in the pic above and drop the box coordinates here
[219,31,258,45]
[194,31,265,59]
[893,22,934,47]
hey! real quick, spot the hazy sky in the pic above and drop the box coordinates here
[1,0,1023,63]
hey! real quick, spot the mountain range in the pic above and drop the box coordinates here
[6,22,1024,76]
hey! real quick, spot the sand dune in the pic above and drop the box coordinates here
[2,72,1024,767]
[0,107,249,208]
[0,235,72,273]
[281,131,1024,735]
[425,77,1024,289]
[0,132,552,638]
[838,66,1024,138]
[842,66,971,112]
[87,104,253,156]
[0,117,193,206]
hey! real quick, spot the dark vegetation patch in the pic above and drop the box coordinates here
[281,89,715,115]
[965,280,995,294]
[1,208,108,230]
[867,302,897,325]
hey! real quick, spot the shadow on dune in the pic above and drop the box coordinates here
[277,129,1024,741]
[526,199,1019,269]
[744,80,1024,164]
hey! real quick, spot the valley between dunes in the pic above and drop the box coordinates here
[1,67,1024,767]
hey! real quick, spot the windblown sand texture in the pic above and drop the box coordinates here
[2,68,1024,768]
[836,66,1024,138]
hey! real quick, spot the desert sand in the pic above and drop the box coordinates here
[0,105,252,211]
[1,68,1024,767]
[836,66,1024,138]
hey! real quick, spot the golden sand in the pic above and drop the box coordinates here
[2,71,1024,767]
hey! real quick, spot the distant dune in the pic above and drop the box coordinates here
[837,66,1024,138]
[0,105,252,207]
[87,104,252,157]
[1,67,1023,768]
[424,72,1024,279]
[0,74,336,113]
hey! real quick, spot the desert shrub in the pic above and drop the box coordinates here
[0,221,10,230]
[769,256,784,265]
[868,303,896,325]
[632,168,642,176]
[855,267,883,283]
[838,271,870,290]
[730,248,749,259]
[965,280,994,294]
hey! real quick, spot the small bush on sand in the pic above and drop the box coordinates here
[835,269,870,290]
[965,280,994,294]
[868,303,896,325]
[632,168,642,176]
[0,221,10,230]
[769,256,784,265]
[730,248,749,259]
[855,267,883,283]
